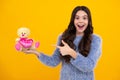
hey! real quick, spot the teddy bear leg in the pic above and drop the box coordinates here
[35,42,40,48]
[15,43,21,51]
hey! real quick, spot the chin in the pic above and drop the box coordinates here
[78,30,85,33]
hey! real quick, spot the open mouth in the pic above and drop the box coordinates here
[77,24,85,29]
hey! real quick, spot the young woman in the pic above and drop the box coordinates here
[23,6,102,80]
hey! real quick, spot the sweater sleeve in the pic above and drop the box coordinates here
[70,35,102,72]
[38,35,62,67]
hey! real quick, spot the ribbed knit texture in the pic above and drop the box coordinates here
[38,34,102,80]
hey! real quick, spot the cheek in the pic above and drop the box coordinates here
[85,20,88,24]
[20,33,22,36]
[24,34,27,37]
[74,19,78,23]
[74,20,78,26]
[19,34,22,37]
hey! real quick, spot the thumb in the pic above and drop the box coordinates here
[62,40,67,46]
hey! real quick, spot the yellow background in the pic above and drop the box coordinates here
[0,0,120,80]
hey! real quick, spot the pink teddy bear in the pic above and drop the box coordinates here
[15,27,40,51]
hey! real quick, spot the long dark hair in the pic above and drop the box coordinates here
[59,6,93,63]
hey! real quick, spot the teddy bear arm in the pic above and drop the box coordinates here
[16,38,20,42]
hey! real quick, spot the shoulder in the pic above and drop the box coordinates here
[92,34,102,43]
[56,34,63,45]
[57,33,62,40]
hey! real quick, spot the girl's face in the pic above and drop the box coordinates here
[74,10,88,36]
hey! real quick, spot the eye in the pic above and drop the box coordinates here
[75,15,80,20]
[83,16,88,20]
[83,17,87,20]
[75,16,79,20]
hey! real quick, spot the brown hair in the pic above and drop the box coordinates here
[59,6,93,63]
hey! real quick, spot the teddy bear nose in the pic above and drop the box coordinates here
[22,34,24,36]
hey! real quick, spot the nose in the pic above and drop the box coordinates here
[78,18,83,23]
[22,33,24,36]
[22,34,24,36]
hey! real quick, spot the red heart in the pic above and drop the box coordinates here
[19,38,33,48]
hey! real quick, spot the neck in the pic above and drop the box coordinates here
[76,32,84,36]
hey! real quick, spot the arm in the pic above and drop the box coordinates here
[38,48,61,67]
[16,38,20,42]
[23,35,62,67]
[38,35,62,67]
[70,35,102,72]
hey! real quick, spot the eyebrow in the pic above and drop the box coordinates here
[75,14,88,17]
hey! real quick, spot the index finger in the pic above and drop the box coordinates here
[56,45,62,49]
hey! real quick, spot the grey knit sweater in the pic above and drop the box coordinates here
[38,34,102,80]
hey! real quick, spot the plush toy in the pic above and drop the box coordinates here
[15,27,40,51]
